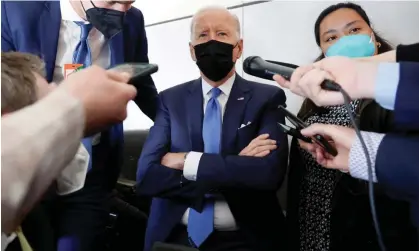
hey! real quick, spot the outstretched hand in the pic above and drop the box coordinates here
[298,124,356,172]
[273,56,378,106]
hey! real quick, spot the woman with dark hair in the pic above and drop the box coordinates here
[285,2,418,251]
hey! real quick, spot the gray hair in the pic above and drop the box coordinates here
[190,6,241,41]
[1,52,45,113]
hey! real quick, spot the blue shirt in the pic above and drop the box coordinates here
[375,62,400,110]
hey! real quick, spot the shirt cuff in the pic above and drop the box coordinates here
[349,131,385,183]
[183,151,203,181]
[374,62,400,110]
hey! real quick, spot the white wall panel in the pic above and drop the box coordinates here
[124,1,419,130]
[133,0,255,25]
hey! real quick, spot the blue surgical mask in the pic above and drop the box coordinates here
[325,34,376,58]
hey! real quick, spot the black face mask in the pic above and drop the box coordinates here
[82,1,125,38]
[194,40,238,82]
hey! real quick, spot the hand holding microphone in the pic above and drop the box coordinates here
[244,56,385,248]
[271,56,379,106]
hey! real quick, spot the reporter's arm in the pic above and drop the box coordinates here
[392,62,419,129]
[349,132,419,199]
[358,42,419,63]
[375,135,419,200]
[374,63,399,110]
[348,131,385,182]
[396,43,419,62]
[1,88,84,233]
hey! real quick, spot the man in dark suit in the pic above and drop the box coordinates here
[136,6,288,251]
[1,1,157,250]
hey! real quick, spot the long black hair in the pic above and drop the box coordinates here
[298,2,394,118]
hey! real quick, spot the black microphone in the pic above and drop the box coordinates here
[243,56,341,91]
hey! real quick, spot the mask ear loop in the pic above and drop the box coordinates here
[90,0,97,8]
[81,1,97,13]
[81,1,86,12]
[233,42,241,62]
[370,32,381,48]
[369,32,375,43]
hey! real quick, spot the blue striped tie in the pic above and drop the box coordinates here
[188,88,222,247]
[73,22,94,171]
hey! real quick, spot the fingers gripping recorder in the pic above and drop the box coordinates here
[111,63,159,84]
[242,56,338,156]
[242,56,341,91]
[277,106,338,157]
[243,56,385,251]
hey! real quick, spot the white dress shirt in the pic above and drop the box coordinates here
[56,144,90,195]
[181,74,238,231]
[53,0,110,83]
[54,0,107,155]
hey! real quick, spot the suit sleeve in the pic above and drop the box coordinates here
[136,94,206,201]
[131,10,158,121]
[375,134,419,200]
[195,89,289,190]
[396,43,419,62]
[1,2,16,51]
[393,62,419,129]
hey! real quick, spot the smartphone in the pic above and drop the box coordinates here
[278,106,338,156]
[111,63,158,84]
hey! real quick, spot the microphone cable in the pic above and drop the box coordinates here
[241,56,386,250]
[326,83,386,251]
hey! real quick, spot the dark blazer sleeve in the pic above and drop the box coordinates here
[396,43,419,63]
[197,89,288,190]
[376,134,419,200]
[1,2,16,51]
[393,62,419,129]
[136,94,206,201]
[129,8,158,121]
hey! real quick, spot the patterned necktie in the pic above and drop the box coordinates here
[73,22,94,171]
[188,88,222,247]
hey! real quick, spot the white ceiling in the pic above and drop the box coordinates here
[133,0,257,25]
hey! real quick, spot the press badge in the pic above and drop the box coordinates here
[64,64,84,79]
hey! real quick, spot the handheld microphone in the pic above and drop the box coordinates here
[244,56,386,251]
[242,56,341,91]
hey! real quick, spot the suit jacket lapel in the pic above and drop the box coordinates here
[39,1,61,82]
[109,31,125,66]
[186,79,205,152]
[222,75,252,153]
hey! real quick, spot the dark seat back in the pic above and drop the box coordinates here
[106,129,151,251]
[121,129,150,181]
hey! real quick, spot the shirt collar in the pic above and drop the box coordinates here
[60,0,86,22]
[201,74,236,97]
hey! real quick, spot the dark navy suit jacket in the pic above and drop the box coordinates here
[1,1,158,250]
[376,62,419,226]
[137,75,289,251]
